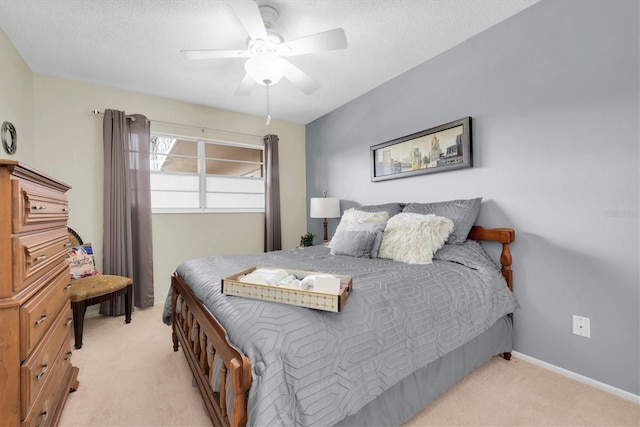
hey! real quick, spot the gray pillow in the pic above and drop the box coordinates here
[357,203,404,218]
[402,198,482,244]
[352,222,386,258]
[330,230,377,258]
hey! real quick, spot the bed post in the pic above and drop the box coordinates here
[171,276,179,351]
[498,230,514,292]
[468,226,515,361]
[230,358,248,427]
[468,226,515,291]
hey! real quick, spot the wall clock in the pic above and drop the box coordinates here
[1,122,17,155]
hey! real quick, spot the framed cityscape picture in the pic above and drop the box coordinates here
[370,117,472,182]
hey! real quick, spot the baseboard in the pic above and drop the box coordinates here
[512,351,640,404]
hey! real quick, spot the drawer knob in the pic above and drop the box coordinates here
[64,351,73,362]
[65,317,73,326]
[65,283,72,290]
[36,410,48,427]
[64,241,72,248]
[62,207,70,212]
[33,205,47,210]
[34,255,47,262]
[36,363,48,380]
[35,313,47,326]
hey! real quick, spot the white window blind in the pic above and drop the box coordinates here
[150,135,264,213]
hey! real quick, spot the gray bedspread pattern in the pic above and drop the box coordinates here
[163,241,519,427]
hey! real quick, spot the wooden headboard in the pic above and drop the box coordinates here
[468,226,515,291]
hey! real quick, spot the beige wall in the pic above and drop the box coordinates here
[28,74,306,303]
[1,29,307,305]
[0,28,35,163]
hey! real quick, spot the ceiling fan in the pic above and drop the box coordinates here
[181,1,348,96]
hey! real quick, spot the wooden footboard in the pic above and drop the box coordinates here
[171,274,251,427]
[170,226,515,426]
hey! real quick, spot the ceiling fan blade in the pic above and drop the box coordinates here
[235,73,256,96]
[275,57,321,94]
[280,28,348,56]
[181,49,250,60]
[228,1,267,41]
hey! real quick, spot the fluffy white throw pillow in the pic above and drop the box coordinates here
[329,208,389,247]
[378,213,454,264]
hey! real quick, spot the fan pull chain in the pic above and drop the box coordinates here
[264,79,272,126]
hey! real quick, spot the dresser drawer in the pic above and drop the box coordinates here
[12,179,69,234]
[21,335,72,427]
[20,264,71,361]
[13,227,71,293]
[20,305,72,419]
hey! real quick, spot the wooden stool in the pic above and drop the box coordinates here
[69,275,133,349]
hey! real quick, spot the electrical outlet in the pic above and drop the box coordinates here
[572,315,591,338]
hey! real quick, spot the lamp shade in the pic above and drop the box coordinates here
[310,197,340,218]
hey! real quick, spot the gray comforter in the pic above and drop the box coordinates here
[163,241,519,427]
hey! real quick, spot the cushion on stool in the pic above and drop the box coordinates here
[69,275,133,302]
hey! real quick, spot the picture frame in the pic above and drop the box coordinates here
[371,117,472,182]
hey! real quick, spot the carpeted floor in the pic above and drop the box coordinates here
[59,305,639,426]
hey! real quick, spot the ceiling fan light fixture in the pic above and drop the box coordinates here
[183,2,348,95]
[245,52,285,85]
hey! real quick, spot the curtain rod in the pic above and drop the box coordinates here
[91,109,264,139]
[92,109,137,121]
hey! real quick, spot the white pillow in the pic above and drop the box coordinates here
[378,213,454,264]
[329,208,389,247]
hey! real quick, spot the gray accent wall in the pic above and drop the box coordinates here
[306,0,639,394]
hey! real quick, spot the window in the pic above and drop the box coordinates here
[150,135,264,213]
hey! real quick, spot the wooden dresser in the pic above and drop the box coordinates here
[0,160,79,426]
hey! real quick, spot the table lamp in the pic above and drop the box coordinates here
[310,196,341,242]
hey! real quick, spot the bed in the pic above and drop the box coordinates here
[163,201,518,427]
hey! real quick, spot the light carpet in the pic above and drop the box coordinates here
[59,305,639,426]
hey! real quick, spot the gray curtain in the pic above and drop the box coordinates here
[264,134,281,252]
[101,109,154,316]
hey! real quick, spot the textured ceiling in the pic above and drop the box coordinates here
[0,0,537,124]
